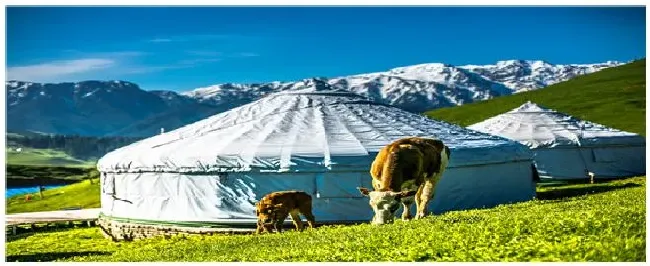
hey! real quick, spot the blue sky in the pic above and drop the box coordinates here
[6,6,646,91]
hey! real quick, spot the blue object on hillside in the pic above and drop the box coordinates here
[6,185,66,198]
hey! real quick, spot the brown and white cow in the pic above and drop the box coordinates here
[357,137,451,225]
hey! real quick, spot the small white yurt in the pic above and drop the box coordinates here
[468,101,646,180]
[97,89,535,233]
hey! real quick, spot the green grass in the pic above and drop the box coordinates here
[6,179,100,214]
[425,59,646,135]
[6,147,95,168]
[5,177,645,262]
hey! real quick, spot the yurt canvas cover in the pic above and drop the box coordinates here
[98,90,535,225]
[468,101,646,180]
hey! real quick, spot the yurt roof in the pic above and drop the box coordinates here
[98,89,531,173]
[467,101,645,149]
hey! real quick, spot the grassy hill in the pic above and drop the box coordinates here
[5,177,645,262]
[6,131,140,168]
[5,131,94,167]
[7,131,96,167]
[6,147,96,167]
[6,179,100,214]
[426,59,646,135]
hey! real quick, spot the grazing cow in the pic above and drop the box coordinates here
[358,137,451,225]
[255,190,316,234]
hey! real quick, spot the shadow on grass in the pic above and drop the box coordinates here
[536,183,641,201]
[537,176,645,188]
[5,232,35,242]
[6,251,112,262]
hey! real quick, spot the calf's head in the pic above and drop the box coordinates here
[357,187,417,225]
[256,202,284,224]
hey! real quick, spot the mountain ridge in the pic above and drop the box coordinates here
[6,59,623,137]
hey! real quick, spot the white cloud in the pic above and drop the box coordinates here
[98,51,148,57]
[122,58,223,75]
[185,50,224,57]
[62,50,147,58]
[236,52,260,57]
[149,38,173,43]
[178,58,222,65]
[6,58,115,82]
[147,34,235,43]
[122,64,192,74]
[6,48,257,82]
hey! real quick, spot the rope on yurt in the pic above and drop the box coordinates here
[575,122,593,181]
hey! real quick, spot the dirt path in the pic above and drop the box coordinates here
[5,208,100,226]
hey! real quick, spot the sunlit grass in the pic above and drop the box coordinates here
[6,179,100,214]
[5,177,645,262]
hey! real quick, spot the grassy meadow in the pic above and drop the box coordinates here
[6,179,101,214]
[6,147,95,168]
[5,177,646,262]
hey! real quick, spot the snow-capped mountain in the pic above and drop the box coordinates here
[460,60,622,93]
[182,60,621,112]
[6,59,622,137]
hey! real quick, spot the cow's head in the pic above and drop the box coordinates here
[357,187,417,225]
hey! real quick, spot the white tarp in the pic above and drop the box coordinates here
[468,101,646,180]
[98,90,535,224]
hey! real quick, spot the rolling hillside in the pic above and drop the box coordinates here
[6,148,94,167]
[6,132,142,168]
[6,131,95,167]
[425,59,646,136]
[6,179,100,214]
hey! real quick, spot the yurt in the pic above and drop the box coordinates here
[97,89,535,239]
[468,101,646,180]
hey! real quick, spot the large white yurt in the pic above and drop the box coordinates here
[97,89,535,233]
[468,101,646,180]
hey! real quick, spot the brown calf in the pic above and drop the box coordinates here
[255,190,316,233]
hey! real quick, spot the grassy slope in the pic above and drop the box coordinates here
[5,177,645,262]
[6,132,96,167]
[6,147,95,168]
[425,59,646,135]
[6,179,100,214]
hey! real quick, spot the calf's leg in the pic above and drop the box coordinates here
[289,210,304,231]
[255,221,264,234]
[300,204,317,230]
[273,212,289,233]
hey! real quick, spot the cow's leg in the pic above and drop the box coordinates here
[401,187,419,221]
[416,176,439,219]
[412,174,427,220]
[289,210,304,232]
[401,199,414,221]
